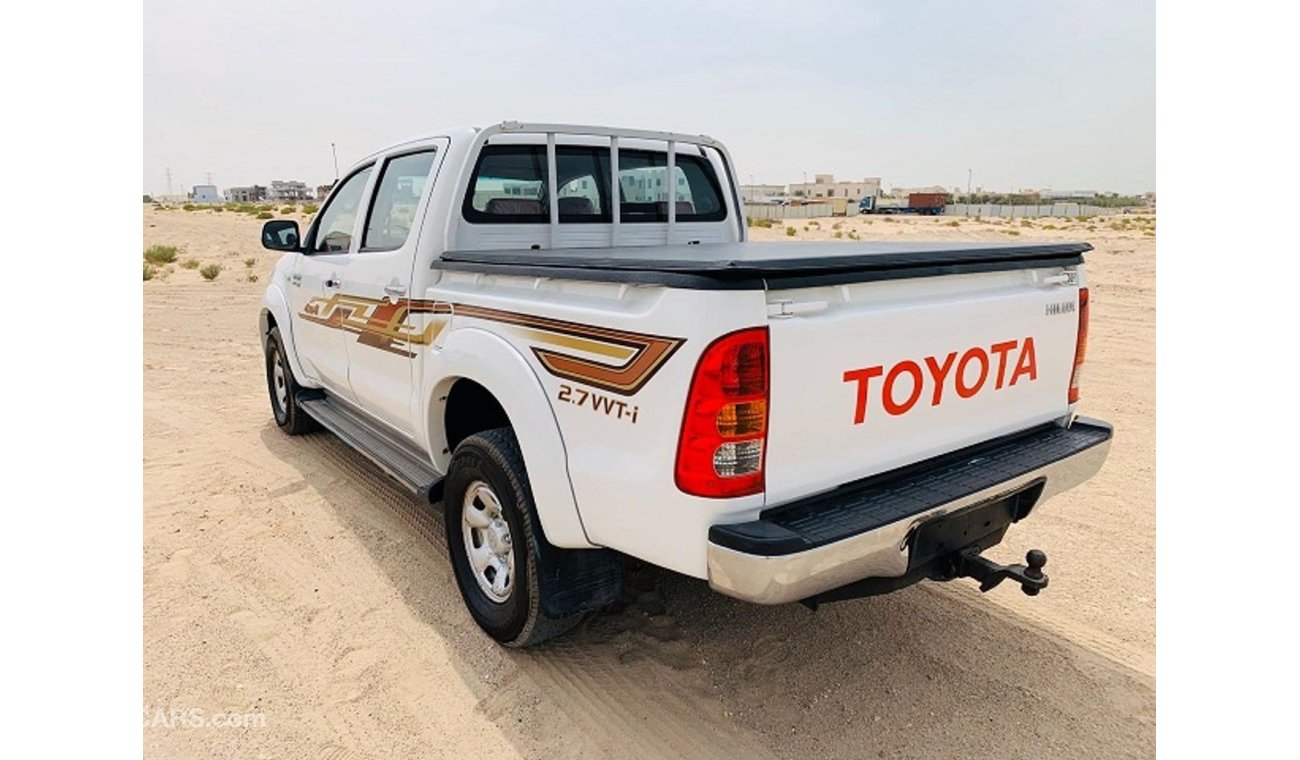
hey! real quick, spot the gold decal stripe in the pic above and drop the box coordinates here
[298,293,682,395]
[515,328,638,361]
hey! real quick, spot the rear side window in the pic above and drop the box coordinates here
[463,145,725,224]
[362,150,436,250]
[618,150,726,222]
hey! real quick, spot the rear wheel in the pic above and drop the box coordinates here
[265,326,316,435]
[444,428,582,647]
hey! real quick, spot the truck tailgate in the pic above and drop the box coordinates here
[763,267,1082,505]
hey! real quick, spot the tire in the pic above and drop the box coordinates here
[444,428,582,647]
[265,326,317,435]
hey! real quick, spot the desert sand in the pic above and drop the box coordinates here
[143,207,1155,759]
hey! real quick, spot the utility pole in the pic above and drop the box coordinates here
[205,172,213,186]
[165,167,173,198]
[331,143,340,181]
[967,168,972,204]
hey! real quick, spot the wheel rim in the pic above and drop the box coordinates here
[461,481,514,603]
[271,348,288,414]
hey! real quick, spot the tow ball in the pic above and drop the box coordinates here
[952,548,1049,596]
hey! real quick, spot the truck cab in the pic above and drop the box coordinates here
[258,122,1111,647]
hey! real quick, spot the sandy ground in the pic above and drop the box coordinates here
[143,207,1155,759]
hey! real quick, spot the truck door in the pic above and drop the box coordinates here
[339,143,447,439]
[287,164,374,402]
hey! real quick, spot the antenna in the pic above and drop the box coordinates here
[205,172,213,186]
[165,167,173,197]
[331,143,339,181]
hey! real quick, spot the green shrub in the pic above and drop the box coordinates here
[144,244,179,264]
[280,206,296,214]
[302,204,319,214]
[1043,224,1057,230]
[785,226,797,237]
[182,204,197,211]
[833,231,843,239]
[831,222,842,230]
[199,264,222,281]
[143,263,156,281]
[243,257,256,268]
[246,273,260,283]
[143,195,153,203]
[847,229,860,240]
[1143,231,1155,237]
[256,211,274,219]
[946,220,960,227]
[884,217,897,223]
[213,207,223,213]
[1003,229,1022,236]
[181,258,200,270]
[1019,219,1033,227]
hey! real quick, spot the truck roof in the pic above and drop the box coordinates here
[440,241,1091,290]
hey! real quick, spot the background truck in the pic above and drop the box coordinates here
[258,121,1111,647]
[862,191,948,215]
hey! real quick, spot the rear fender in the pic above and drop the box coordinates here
[428,327,595,549]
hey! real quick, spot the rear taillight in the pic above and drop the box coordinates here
[1068,287,1090,404]
[675,327,769,498]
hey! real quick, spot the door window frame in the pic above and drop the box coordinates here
[359,147,441,253]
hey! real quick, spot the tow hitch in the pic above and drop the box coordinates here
[798,481,1053,610]
[951,548,1049,596]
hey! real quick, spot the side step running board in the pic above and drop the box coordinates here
[297,393,443,501]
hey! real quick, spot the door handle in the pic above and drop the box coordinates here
[384,284,408,298]
[325,276,342,289]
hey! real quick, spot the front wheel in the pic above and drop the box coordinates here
[444,428,582,647]
[265,326,316,435]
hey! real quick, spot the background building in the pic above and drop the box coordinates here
[316,183,335,200]
[889,184,950,198]
[189,185,219,203]
[225,185,267,202]
[268,180,311,202]
[787,174,881,201]
[740,184,786,203]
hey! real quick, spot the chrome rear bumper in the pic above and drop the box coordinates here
[706,418,1113,605]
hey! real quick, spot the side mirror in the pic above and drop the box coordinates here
[261,219,301,251]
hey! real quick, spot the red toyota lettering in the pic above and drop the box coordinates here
[883,360,924,416]
[843,366,883,425]
[845,337,1038,424]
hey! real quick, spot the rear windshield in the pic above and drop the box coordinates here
[463,145,727,224]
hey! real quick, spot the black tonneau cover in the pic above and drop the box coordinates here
[439,241,1091,290]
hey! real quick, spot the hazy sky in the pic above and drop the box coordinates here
[144,0,1154,196]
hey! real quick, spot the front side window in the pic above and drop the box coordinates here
[363,150,436,250]
[311,166,372,252]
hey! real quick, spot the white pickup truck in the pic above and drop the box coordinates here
[258,122,1112,647]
